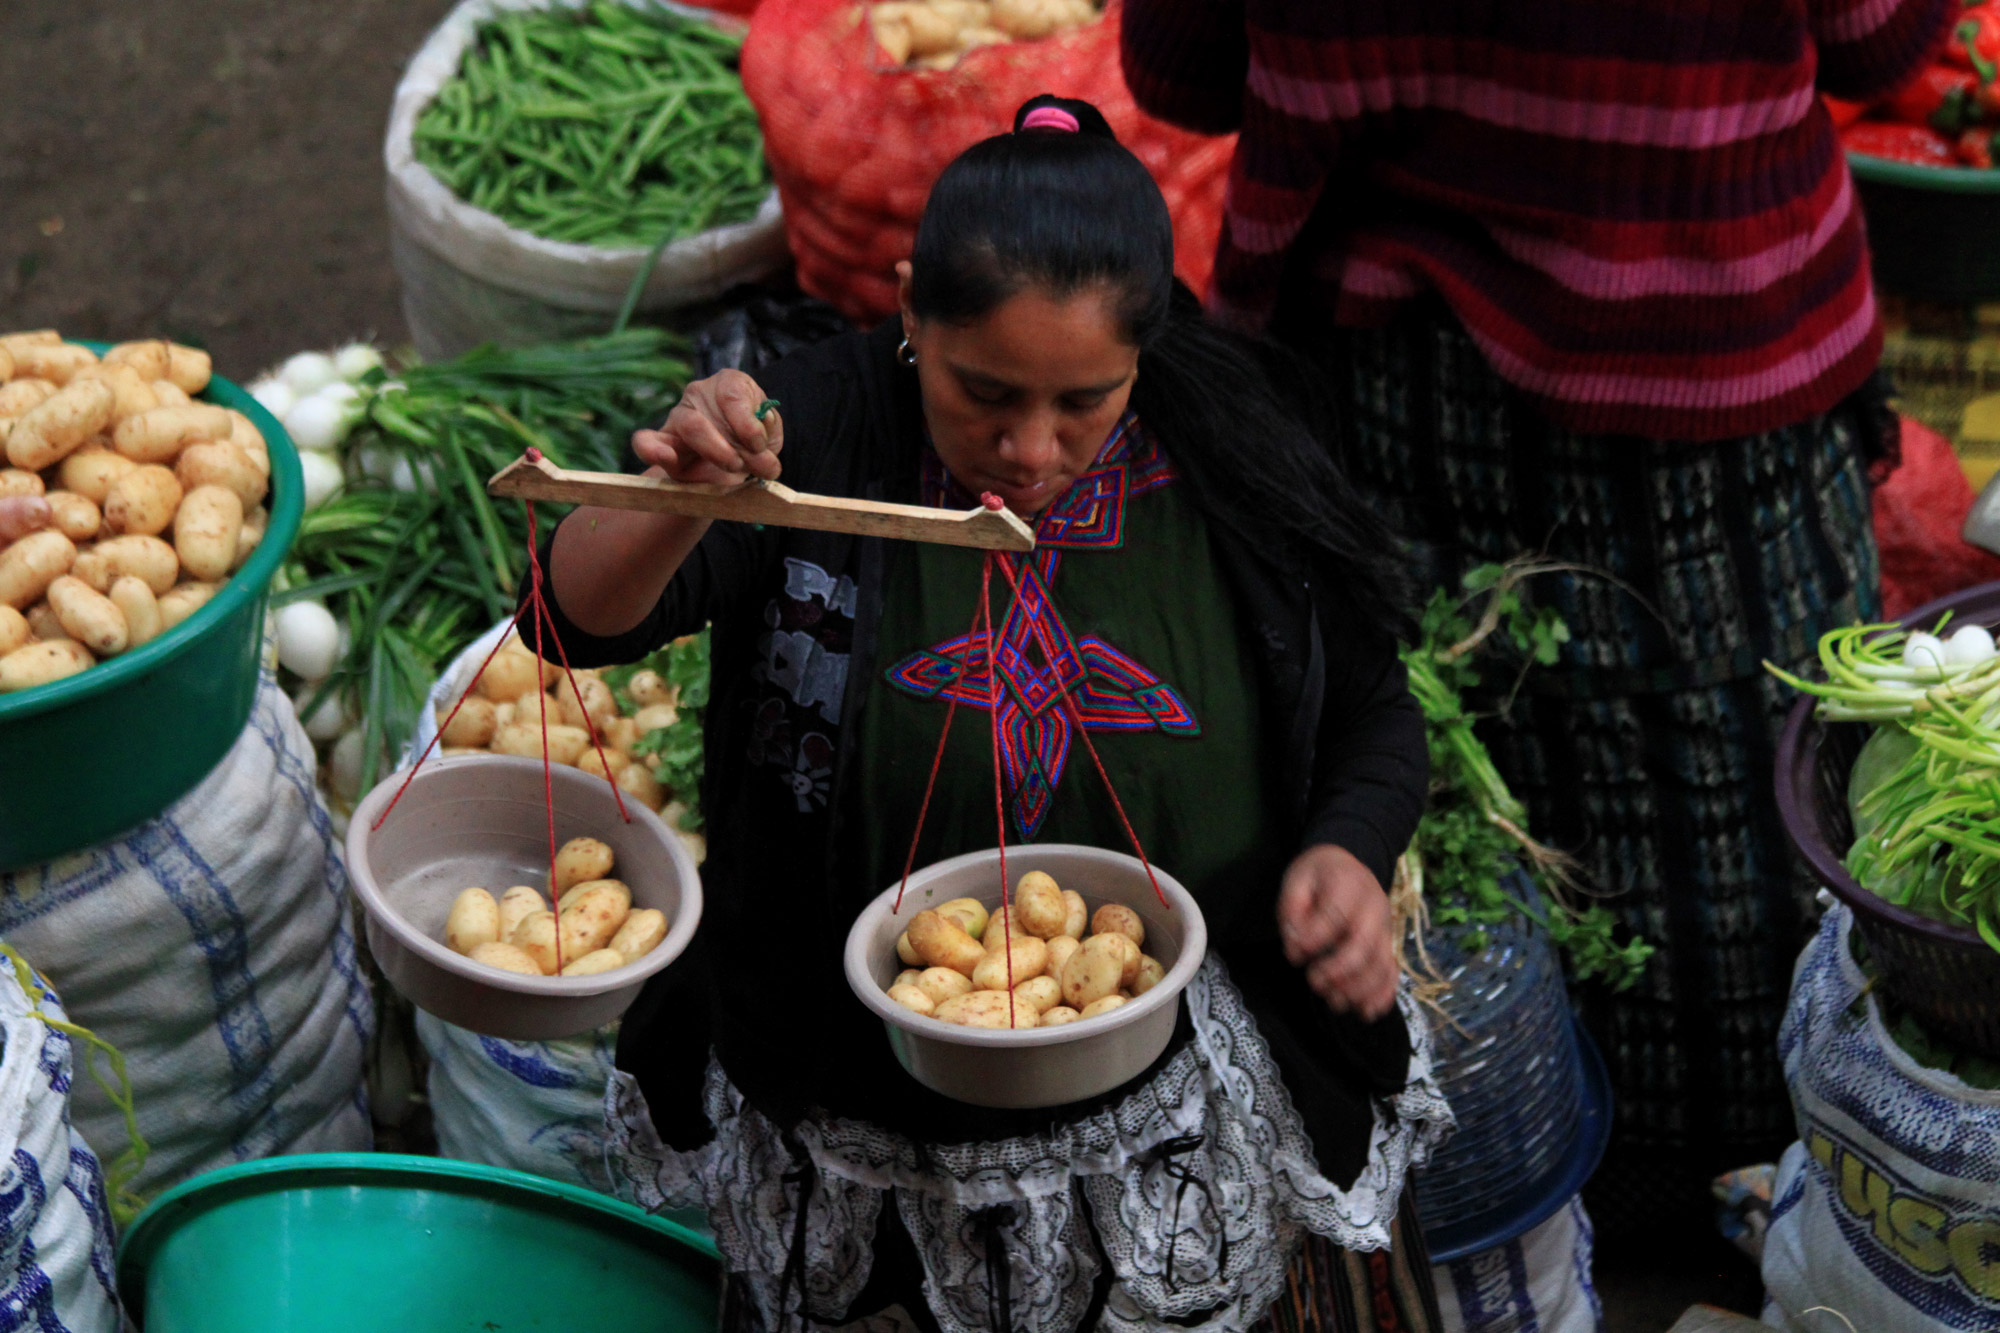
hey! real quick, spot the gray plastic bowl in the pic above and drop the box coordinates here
[844,845,1207,1109]
[346,754,702,1040]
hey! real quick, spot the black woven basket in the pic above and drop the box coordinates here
[1775,581,2000,1057]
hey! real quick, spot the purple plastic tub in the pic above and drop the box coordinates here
[1775,582,2000,1057]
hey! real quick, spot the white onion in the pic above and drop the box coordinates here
[250,379,297,419]
[275,600,341,681]
[329,728,367,803]
[334,343,384,381]
[1946,624,1996,668]
[298,451,344,511]
[284,394,349,453]
[1903,632,1948,673]
[388,455,437,494]
[280,351,339,395]
[317,381,361,412]
[293,684,351,742]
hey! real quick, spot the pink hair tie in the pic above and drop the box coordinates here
[1021,106,1080,133]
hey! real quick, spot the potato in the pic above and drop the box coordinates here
[614,761,664,811]
[1039,1006,1082,1027]
[0,344,11,380]
[1061,936,1125,1010]
[157,581,219,629]
[79,362,160,423]
[973,936,1049,993]
[44,492,100,542]
[936,896,988,940]
[91,534,177,595]
[1061,889,1088,939]
[479,648,546,702]
[491,721,590,765]
[557,876,629,916]
[559,885,629,958]
[0,330,58,351]
[1044,935,1080,981]
[232,505,268,572]
[151,381,191,408]
[982,902,1030,951]
[0,530,75,609]
[0,379,55,420]
[632,702,678,734]
[555,671,618,734]
[46,575,127,656]
[896,931,922,967]
[628,669,674,706]
[103,464,184,536]
[871,9,913,64]
[1080,995,1128,1020]
[609,907,667,961]
[113,405,232,464]
[25,604,65,643]
[895,968,924,990]
[1093,931,1141,988]
[1132,955,1165,996]
[101,340,171,380]
[1014,974,1062,1014]
[165,343,212,394]
[916,966,974,1006]
[173,484,242,581]
[228,412,268,475]
[498,886,546,940]
[0,470,42,499]
[575,748,628,781]
[935,990,1035,1028]
[176,440,266,509]
[888,984,936,1016]
[509,910,561,974]
[552,836,617,891]
[7,378,115,470]
[0,640,92,691]
[468,942,544,977]
[1014,872,1066,938]
[494,701,518,729]
[439,693,498,747]
[1091,904,1145,949]
[561,949,629,977]
[10,343,97,386]
[58,446,136,503]
[607,716,641,753]
[445,887,501,955]
[0,606,26,656]
[109,576,162,648]
[907,909,985,977]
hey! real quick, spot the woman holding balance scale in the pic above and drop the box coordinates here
[540,97,1448,1333]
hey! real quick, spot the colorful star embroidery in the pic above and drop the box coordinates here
[887,416,1197,838]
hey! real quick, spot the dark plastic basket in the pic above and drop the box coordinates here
[1775,581,2000,1057]
[1849,153,2000,304]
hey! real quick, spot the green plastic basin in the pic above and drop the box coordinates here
[1850,151,2000,304]
[116,1153,722,1332]
[0,343,304,871]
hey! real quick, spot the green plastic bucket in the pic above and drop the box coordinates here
[1850,151,2000,304]
[0,343,304,871]
[116,1153,722,1332]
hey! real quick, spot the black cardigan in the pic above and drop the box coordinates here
[536,321,1429,1185]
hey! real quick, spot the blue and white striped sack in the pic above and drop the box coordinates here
[0,961,120,1333]
[1434,1196,1602,1333]
[1762,905,2000,1333]
[0,673,373,1199]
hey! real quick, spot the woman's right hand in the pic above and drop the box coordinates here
[631,369,784,485]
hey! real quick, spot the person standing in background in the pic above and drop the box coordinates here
[1122,0,1951,1242]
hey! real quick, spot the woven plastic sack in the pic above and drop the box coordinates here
[1874,417,2000,620]
[741,0,1235,322]
[1760,905,2000,1332]
[386,0,790,361]
[1433,1196,1601,1333]
[0,674,374,1200]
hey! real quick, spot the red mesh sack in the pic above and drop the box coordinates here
[692,0,759,13]
[742,0,1235,322]
[1874,417,2000,619]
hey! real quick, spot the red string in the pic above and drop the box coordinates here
[892,592,989,915]
[981,553,1018,1027]
[524,504,565,976]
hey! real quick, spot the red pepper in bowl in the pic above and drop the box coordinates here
[1885,65,1984,132]
[1843,121,1962,166]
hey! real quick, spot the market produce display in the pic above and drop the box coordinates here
[0,331,273,693]
[868,0,1100,69]
[413,3,768,248]
[1835,6,2000,167]
[442,837,669,978]
[1770,619,2000,946]
[886,872,1165,1029]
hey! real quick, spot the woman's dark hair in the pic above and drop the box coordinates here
[910,95,1412,639]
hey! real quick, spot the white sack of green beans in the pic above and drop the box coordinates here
[386,0,788,360]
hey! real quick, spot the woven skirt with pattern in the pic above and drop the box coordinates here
[1322,305,1888,1236]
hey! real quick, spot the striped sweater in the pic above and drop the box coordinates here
[1121,0,1951,441]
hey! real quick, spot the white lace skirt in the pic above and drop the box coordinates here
[603,957,1453,1333]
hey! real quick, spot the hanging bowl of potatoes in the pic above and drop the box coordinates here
[843,845,1207,1109]
[345,752,702,1040]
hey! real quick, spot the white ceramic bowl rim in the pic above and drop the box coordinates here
[348,754,702,998]
[843,845,1208,1049]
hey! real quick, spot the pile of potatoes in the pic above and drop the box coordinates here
[0,330,271,693]
[887,871,1164,1029]
[443,836,668,978]
[435,631,694,829]
[869,0,1098,69]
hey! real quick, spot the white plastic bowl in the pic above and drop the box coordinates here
[347,754,702,1040]
[844,845,1207,1109]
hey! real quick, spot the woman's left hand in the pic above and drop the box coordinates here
[1277,844,1398,1021]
